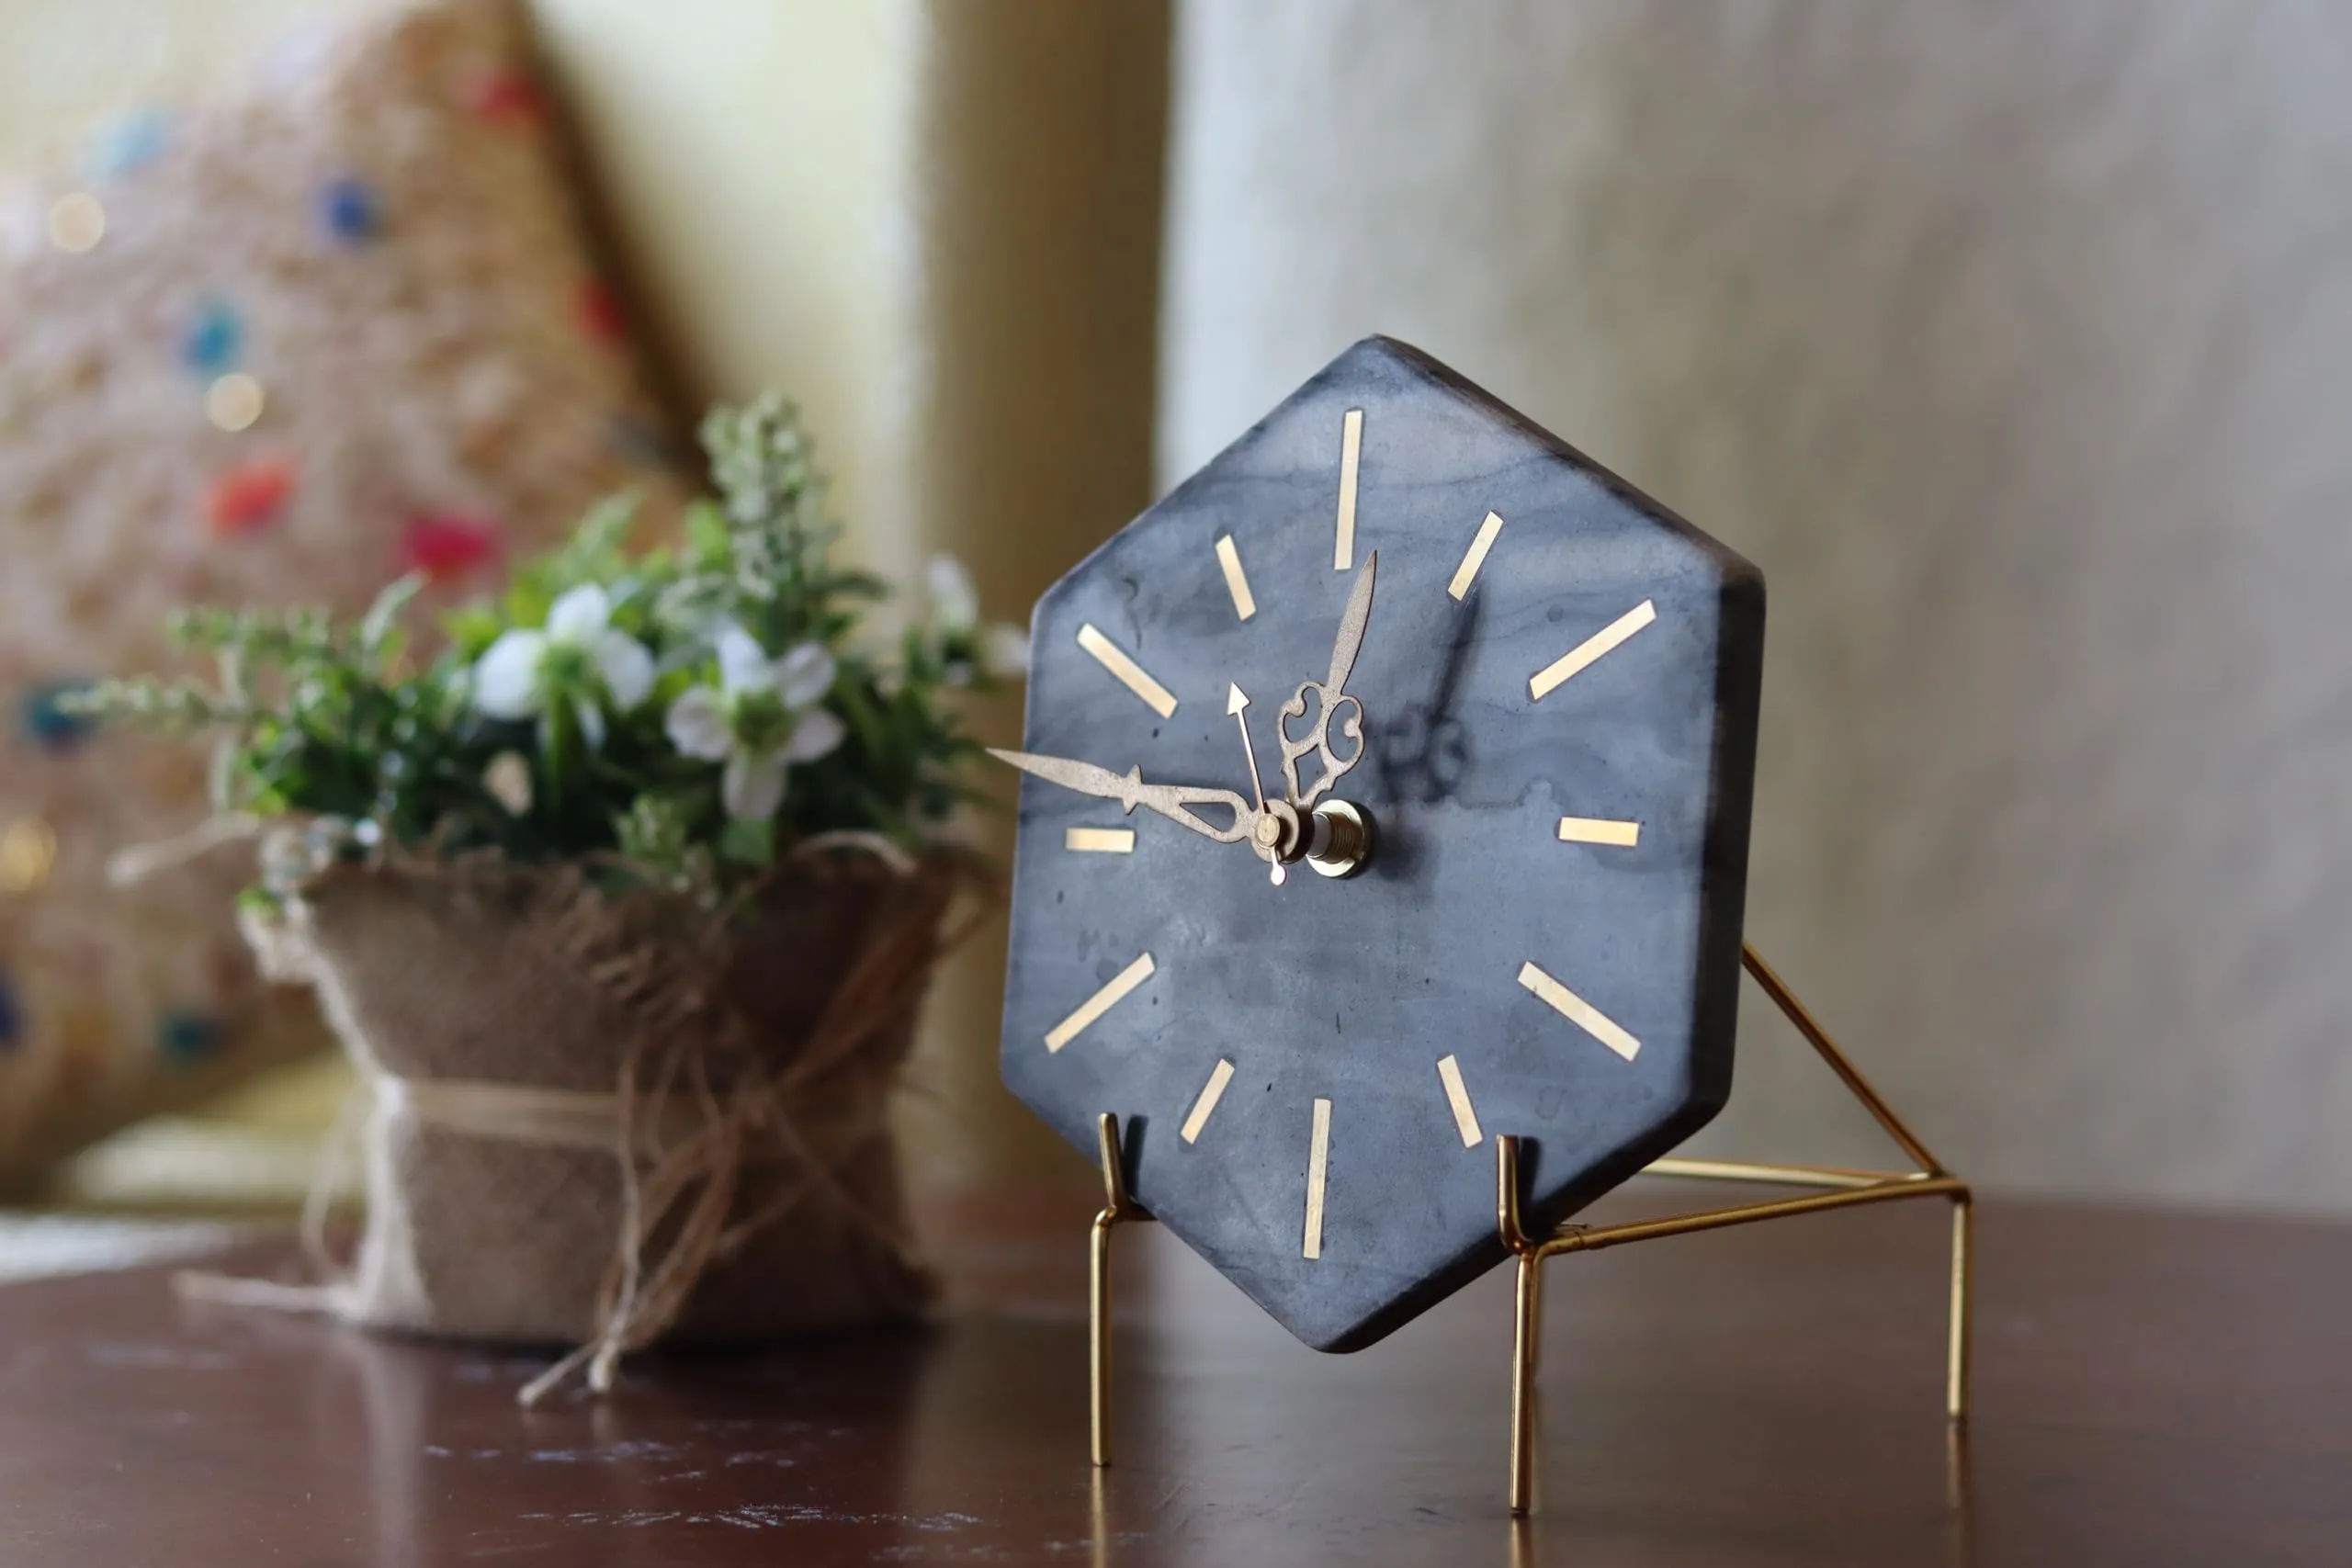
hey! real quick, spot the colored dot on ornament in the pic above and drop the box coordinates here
[400,514,503,582]
[0,818,56,895]
[47,192,106,253]
[574,281,626,344]
[206,456,297,537]
[469,71,546,127]
[19,682,96,752]
[184,299,243,376]
[0,972,20,1049]
[87,111,171,178]
[158,1010,225,1062]
[320,176,381,242]
[206,372,266,432]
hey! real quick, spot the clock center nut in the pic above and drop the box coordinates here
[1303,799,1374,880]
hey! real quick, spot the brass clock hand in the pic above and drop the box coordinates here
[1322,547,1378,697]
[1227,684,1269,816]
[989,749,1260,845]
[1227,684,1288,886]
[1279,551,1378,807]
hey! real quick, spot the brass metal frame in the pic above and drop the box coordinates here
[1085,942,1973,1515]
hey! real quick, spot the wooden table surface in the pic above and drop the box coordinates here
[2,1179,2347,1566]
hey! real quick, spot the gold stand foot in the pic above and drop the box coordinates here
[1089,1111,1151,1469]
[1506,1212,1544,1513]
[1497,943,1974,1516]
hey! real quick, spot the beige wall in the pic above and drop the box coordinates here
[2,0,1168,1190]
[1165,2,2352,1213]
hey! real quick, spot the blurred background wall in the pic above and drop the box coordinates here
[1165,1,2352,1213]
[7,1,2350,1215]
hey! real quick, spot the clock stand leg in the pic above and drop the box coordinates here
[1495,942,1975,1517]
[1089,1111,1151,1469]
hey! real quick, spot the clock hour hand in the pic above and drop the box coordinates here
[989,749,1258,845]
[1279,550,1377,807]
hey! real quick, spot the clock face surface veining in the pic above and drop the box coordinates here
[999,336,1765,1352]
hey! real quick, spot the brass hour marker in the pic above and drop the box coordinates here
[1044,952,1156,1052]
[1214,534,1257,621]
[1076,623,1179,717]
[1064,827,1136,853]
[1518,961,1641,1061]
[1529,599,1657,701]
[1181,1058,1237,1145]
[1303,1097,1333,1259]
[1334,409,1363,570]
[1447,511,1505,601]
[1436,1055,1484,1147]
[1556,817,1641,848]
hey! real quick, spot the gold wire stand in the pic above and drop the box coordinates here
[1086,942,1974,1517]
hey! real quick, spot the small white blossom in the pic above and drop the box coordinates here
[926,556,1027,682]
[665,626,846,821]
[980,622,1030,677]
[471,585,653,748]
[927,556,978,632]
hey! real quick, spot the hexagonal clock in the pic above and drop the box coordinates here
[996,336,1764,1352]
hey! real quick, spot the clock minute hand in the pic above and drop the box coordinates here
[1322,548,1379,696]
[988,749,1258,845]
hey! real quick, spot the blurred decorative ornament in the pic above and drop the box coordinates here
[156,1010,225,1063]
[399,513,502,581]
[206,456,297,537]
[46,192,105,253]
[86,112,172,179]
[18,682,96,753]
[0,0,695,1203]
[319,176,381,242]
[183,298,244,377]
[205,373,266,432]
[0,969,20,1049]
[0,818,57,895]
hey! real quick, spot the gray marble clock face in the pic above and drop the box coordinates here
[999,336,1764,1353]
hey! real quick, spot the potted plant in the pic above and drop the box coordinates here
[77,396,1026,1402]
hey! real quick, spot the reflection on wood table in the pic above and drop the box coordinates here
[1,1178,2347,1566]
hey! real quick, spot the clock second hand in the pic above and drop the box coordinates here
[1227,683,1284,886]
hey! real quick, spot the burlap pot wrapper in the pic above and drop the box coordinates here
[206,842,959,1402]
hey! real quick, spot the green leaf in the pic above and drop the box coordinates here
[718,816,776,867]
[359,573,425,662]
[440,606,503,658]
[503,579,552,631]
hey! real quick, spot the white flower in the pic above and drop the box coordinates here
[471,585,653,749]
[927,556,978,632]
[664,626,846,821]
[926,555,1027,682]
[981,622,1030,678]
